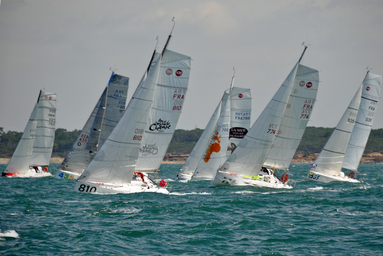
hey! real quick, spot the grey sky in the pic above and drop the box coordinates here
[1,0,383,132]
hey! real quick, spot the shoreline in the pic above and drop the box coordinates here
[1,152,382,165]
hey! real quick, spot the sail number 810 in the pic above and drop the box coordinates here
[78,184,97,193]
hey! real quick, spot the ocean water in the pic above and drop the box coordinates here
[0,164,382,255]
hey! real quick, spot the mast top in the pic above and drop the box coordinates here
[162,17,175,55]
[298,42,310,63]
[230,67,235,91]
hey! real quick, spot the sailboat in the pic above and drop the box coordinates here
[75,21,191,194]
[2,90,57,178]
[212,45,319,189]
[308,71,382,183]
[55,72,129,180]
[177,71,251,181]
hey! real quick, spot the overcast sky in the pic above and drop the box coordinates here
[1,0,383,133]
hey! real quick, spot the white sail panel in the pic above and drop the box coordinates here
[29,91,57,167]
[342,72,382,171]
[78,57,161,185]
[314,85,362,176]
[98,74,129,149]
[263,64,319,170]
[178,92,227,177]
[218,63,299,177]
[228,87,251,157]
[193,92,231,179]
[5,121,37,175]
[136,49,191,172]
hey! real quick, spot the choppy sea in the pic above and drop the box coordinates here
[0,164,382,255]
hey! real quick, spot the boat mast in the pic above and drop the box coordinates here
[146,36,159,73]
[298,42,309,63]
[162,17,175,56]
[229,67,235,92]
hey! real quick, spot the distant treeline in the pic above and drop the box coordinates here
[0,127,382,158]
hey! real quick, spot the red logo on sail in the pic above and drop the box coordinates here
[175,70,183,76]
[238,94,243,98]
[306,82,313,88]
[366,86,370,91]
[166,69,173,75]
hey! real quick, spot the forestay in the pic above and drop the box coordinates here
[29,90,57,167]
[78,58,161,185]
[342,72,381,171]
[135,49,191,172]
[263,65,319,170]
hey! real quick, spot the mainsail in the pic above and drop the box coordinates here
[60,73,128,175]
[342,72,381,171]
[29,90,57,167]
[263,65,319,170]
[135,49,191,172]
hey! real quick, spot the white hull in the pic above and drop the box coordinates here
[191,176,212,181]
[74,178,169,194]
[307,171,360,183]
[55,169,80,180]
[2,168,52,178]
[212,171,292,189]
[176,172,192,181]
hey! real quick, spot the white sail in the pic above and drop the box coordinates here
[135,49,191,172]
[227,87,252,156]
[178,92,228,179]
[313,85,362,176]
[217,63,300,177]
[190,87,252,179]
[192,92,231,179]
[263,65,319,170]
[78,57,161,185]
[4,121,37,175]
[60,73,129,175]
[342,72,382,171]
[29,90,57,167]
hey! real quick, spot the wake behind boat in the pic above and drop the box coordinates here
[308,71,382,183]
[2,90,56,178]
[212,45,319,189]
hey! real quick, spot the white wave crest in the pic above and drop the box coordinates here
[0,230,20,239]
[169,192,211,196]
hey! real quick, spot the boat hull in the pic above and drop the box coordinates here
[74,180,169,194]
[55,169,80,180]
[212,171,292,189]
[176,172,192,181]
[307,171,360,183]
[2,168,52,178]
